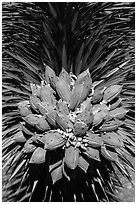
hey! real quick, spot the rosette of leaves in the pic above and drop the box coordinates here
[2,2,135,202]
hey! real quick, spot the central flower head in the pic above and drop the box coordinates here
[17,66,127,181]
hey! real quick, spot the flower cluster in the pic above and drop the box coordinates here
[15,66,128,183]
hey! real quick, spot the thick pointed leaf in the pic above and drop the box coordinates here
[59,68,71,85]
[78,156,89,173]
[85,147,100,161]
[64,146,79,169]
[84,132,103,147]
[51,164,63,184]
[37,131,65,150]
[101,146,118,162]
[29,147,46,164]
[110,107,128,119]
[49,160,62,172]
[101,132,124,147]
[62,162,70,181]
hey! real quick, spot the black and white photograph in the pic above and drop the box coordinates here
[2,1,135,202]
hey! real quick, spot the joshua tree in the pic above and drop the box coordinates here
[2,2,135,202]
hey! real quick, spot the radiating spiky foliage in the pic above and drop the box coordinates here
[2,2,135,202]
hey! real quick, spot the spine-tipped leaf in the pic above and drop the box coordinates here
[109,98,122,110]
[110,107,128,119]
[91,88,104,104]
[56,113,73,131]
[51,164,63,184]
[23,139,37,154]
[101,132,124,147]
[99,119,124,132]
[23,114,39,126]
[56,78,71,103]
[38,101,54,116]
[84,132,103,147]
[64,146,79,170]
[21,124,34,136]
[45,65,58,89]
[78,156,89,173]
[29,147,46,164]
[29,96,41,113]
[69,84,83,110]
[35,116,51,131]
[56,100,69,116]
[13,130,27,143]
[45,109,57,127]
[59,68,71,85]
[18,101,32,117]
[84,147,100,162]
[103,85,122,103]
[37,132,66,150]
[76,107,94,126]
[39,85,56,106]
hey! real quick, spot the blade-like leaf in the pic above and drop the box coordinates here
[62,44,67,71]
[9,159,26,181]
